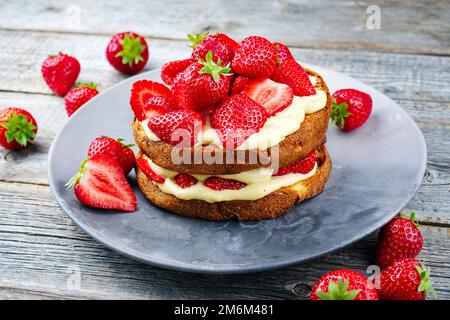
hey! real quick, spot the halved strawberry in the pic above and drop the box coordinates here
[204,177,246,191]
[161,58,195,86]
[243,78,294,116]
[130,80,172,121]
[65,155,137,212]
[211,93,268,148]
[174,173,198,188]
[271,58,316,96]
[229,75,250,95]
[145,95,178,117]
[136,158,165,183]
[273,152,316,176]
[148,110,203,146]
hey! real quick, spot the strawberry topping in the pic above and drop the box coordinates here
[273,152,316,176]
[271,58,316,96]
[161,58,195,86]
[130,80,172,121]
[136,158,165,184]
[174,173,198,188]
[204,177,246,191]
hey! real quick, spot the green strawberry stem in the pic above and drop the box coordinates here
[316,279,361,300]
[400,211,420,228]
[187,33,209,49]
[116,137,135,148]
[65,159,88,189]
[416,264,437,298]
[115,33,146,67]
[75,82,97,89]
[198,51,232,82]
[0,112,36,147]
[331,100,351,129]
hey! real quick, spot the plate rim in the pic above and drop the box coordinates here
[48,65,427,274]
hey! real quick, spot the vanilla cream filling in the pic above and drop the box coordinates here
[141,76,327,151]
[144,156,317,203]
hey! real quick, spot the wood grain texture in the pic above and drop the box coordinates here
[0,182,448,300]
[0,0,449,55]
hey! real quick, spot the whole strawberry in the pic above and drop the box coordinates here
[377,212,423,270]
[87,136,135,175]
[66,155,137,212]
[189,33,235,66]
[311,269,379,300]
[229,75,250,95]
[0,108,38,150]
[332,89,372,132]
[64,83,99,116]
[106,32,149,74]
[41,53,80,96]
[161,58,195,86]
[379,258,436,300]
[271,57,316,96]
[231,36,277,78]
[273,42,293,62]
[172,51,232,112]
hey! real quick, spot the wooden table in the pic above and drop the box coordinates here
[0,0,448,299]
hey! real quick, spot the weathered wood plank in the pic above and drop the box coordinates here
[0,0,449,55]
[0,182,448,299]
[1,30,449,103]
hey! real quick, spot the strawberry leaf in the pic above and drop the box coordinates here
[65,159,89,189]
[75,82,97,89]
[315,279,361,300]
[331,100,351,129]
[198,51,232,82]
[115,33,146,67]
[415,264,437,298]
[187,33,209,49]
[1,112,36,147]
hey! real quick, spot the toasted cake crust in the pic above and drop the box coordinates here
[132,68,332,175]
[136,145,332,221]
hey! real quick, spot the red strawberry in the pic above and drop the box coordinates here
[211,93,268,148]
[146,96,178,115]
[271,58,315,96]
[41,53,80,96]
[204,177,246,191]
[216,33,239,51]
[106,32,149,74]
[87,136,135,175]
[136,158,165,184]
[243,78,294,116]
[273,152,316,176]
[172,51,232,112]
[189,33,234,65]
[65,155,137,212]
[161,58,195,86]
[332,89,373,132]
[311,269,379,300]
[229,75,250,95]
[376,212,423,270]
[148,110,203,147]
[231,36,277,78]
[174,173,198,188]
[130,80,172,121]
[64,83,99,116]
[379,258,436,300]
[273,42,293,62]
[0,108,38,150]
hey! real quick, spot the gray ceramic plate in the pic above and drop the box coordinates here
[48,64,426,273]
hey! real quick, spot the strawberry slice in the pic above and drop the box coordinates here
[271,58,316,97]
[143,95,178,119]
[65,155,137,212]
[243,78,294,116]
[204,177,246,191]
[211,93,268,148]
[148,110,203,147]
[161,58,195,86]
[130,80,173,121]
[136,158,165,183]
[273,152,316,176]
[229,75,250,95]
[174,173,198,188]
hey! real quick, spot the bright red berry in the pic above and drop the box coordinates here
[161,58,195,86]
[41,53,80,96]
[87,136,135,175]
[136,158,165,184]
[0,108,38,150]
[130,80,172,121]
[189,33,234,65]
[65,155,137,212]
[379,258,436,300]
[273,42,293,62]
[332,89,373,132]
[273,152,316,176]
[243,77,294,116]
[232,36,277,78]
[311,269,379,300]
[204,177,246,191]
[64,83,99,116]
[229,75,250,95]
[174,173,198,188]
[271,58,315,96]
[216,33,239,51]
[211,93,268,148]
[106,32,149,74]
[376,212,423,270]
